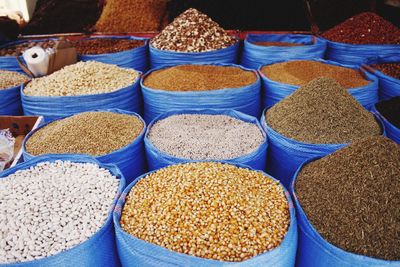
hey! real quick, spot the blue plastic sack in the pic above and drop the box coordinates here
[363,55,400,101]
[259,59,379,109]
[261,109,385,188]
[149,41,239,68]
[22,109,147,184]
[241,34,327,69]
[113,161,297,267]
[21,73,142,122]
[324,38,400,66]
[144,109,268,171]
[290,157,400,267]
[141,63,261,123]
[0,83,24,115]
[372,105,400,144]
[78,36,149,72]
[0,154,125,267]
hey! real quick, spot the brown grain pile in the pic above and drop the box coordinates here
[261,60,369,88]
[266,77,381,144]
[72,38,145,55]
[252,41,304,47]
[121,162,290,262]
[150,8,236,52]
[95,0,168,32]
[296,136,400,260]
[0,40,57,56]
[0,70,29,90]
[143,65,256,91]
[26,111,143,156]
[371,63,400,80]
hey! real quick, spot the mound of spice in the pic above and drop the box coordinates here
[148,114,265,160]
[0,40,57,57]
[252,41,304,47]
[376,96,400,128]
[296,136,400,260]
[144,65,256,91]
[0,70,29,89]
[150,8,236,52]
[72,38,145,55]
[121,162,290,262]
[24,61,139,96]
[25,111,143,156]
[370,63,400,80]
[266,77,381,144]
[322,12,400,44]
[261,60,370,88]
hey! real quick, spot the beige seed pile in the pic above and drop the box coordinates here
[24,61,139,96]
[26,112,143,156]
[121,162,290,262]
[0,70,29,90]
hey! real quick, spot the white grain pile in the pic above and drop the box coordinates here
[147,114,265,160]
[0,160,119,264]
[24,61,139,96]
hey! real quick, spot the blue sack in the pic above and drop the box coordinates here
[0,154,126,267]
[372,104,400,144]
[0,83,25,115]
[78,36,149,72]
[261,109,385,188]
[21,73,142,122]
[363,55,400,101]
[259,59,379,109]
[113,161,297,267]
[241,34,326,69]
[149,41,239,68]
[141,63,261,123]
[324,38,400,66]
[290,158,400,267]
[144,109,268,171]
[22,109,147,184]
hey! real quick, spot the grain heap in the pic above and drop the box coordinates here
[24,61,139,96]
[121,162,290,262]
[296,136,400,260]
[322,12,400,44]
[26,112,143,156]
[150,8,236,52]
[143,65,256,91]
[0,40,56,56]
[0,70,29,89]
[0,160,119,263]
[266,77,381,144]
[261,60,369,88]
[148,114,264,160]
[252,41,304,47]
[72,38,145,55]
[376,96,400,128]
[370,63,400,80]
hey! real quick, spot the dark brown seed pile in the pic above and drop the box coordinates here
[376,96,400,128]
[252,41,304,47]
[0,40,56,56]
[296,136,400,260]
[150,8,236,52]
[261,60,370,88]
[370,63,400,80]
[266,77,381,144]
[72,38,145,55]
[143,65,256,91]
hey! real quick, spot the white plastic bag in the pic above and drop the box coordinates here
[0,129,15,171]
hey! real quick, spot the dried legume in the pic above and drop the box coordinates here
[0,40,57,57]
[0,70,29,90]
[144,65,256,91]
[261,60,370,88]
[72,38,145,55]
[370,63,400,80]
[26,112,143,156]
[150,8,237,52]
[376,96,400,128]
[148,114,264,160]
[322,12,400,45]
[296,136,400,260]
[121,162,290,262]
[0,160,119,263]
[252,41,304,47]
[266,77,381,144]
[24,61,139,96]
